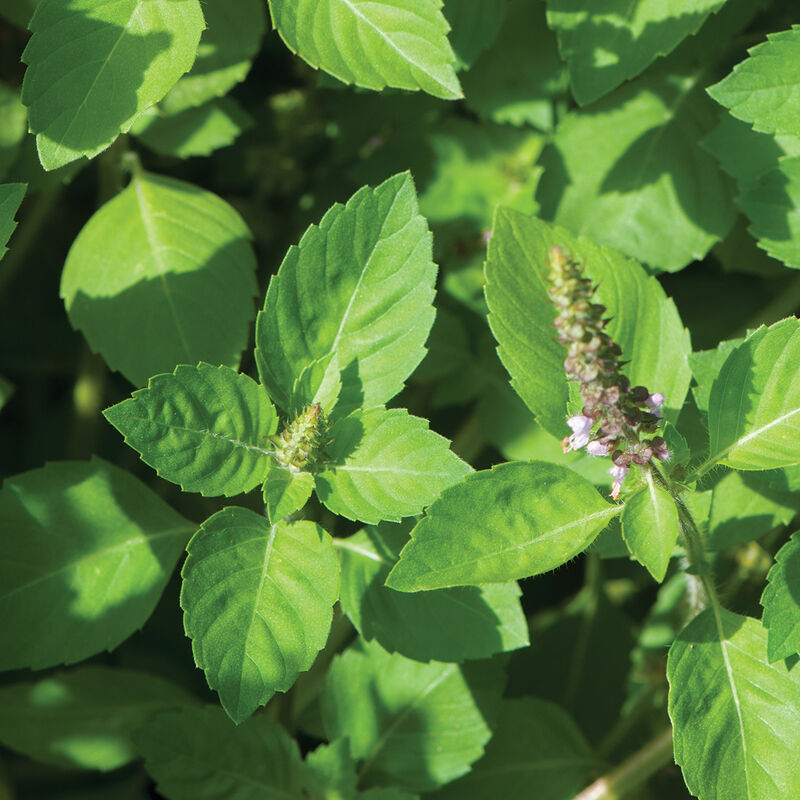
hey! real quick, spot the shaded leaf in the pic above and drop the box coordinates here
[442,0,505,71]
[337,522,528,662]
[321,640,501,791]
[315,407,470,525]
[104,364,277,498]
[21,0,204,169]
[0,667,195,771]
[387,461,620,591]
[485,209,691,438]
[0,458,193,671]
[267,0,462,100]
[761,532,800,662]
[0,182,25,261]
[303,739,359,799]
[181,508,340,723]
[256,172,436,412]
[668,608,800,800]
[61,171,258,386]
[0,84,27,180]
[689,337,744,416]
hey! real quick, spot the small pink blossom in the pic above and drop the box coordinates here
[562,414,593,453]
[586,440,610,457]
[655,447,671,461]
[609,464,629,500]
[482,228,493,246]
[645,392,665,417]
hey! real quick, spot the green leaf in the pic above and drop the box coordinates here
[181,508,340,723]
[159,0,266,114]
[61,171,258,386]
[689,337,745,416]
[738,155,800,270]
[315,406,471,525]
[432,698,594,800]
[0,84,27,180]
[0,667,195,771]
[21,0,205,170]
[461,0,566,131]
[337,522,528,662]
[387,461,620,591]
[289,352,342,416]
[256,172,436,412]
[668,608,800,800]
[321,640,500,791]
[133,706,306,798]
[706,319,800,471]
[130,97,253,159]
[303,739,359,799]
[708,26,800,138]
[442,0,505,71]
[485,209,691,439]
[0,373,13,411]
[0,0,36,28]
[262,462,314,523]
[0,458,193,671]
[267,0,462,100]
[621,473,680,582]
[104,364,277,498]
[761,532,800,662]
[0,182,25,261]
[536,70,734,271]
[546,0,725,106]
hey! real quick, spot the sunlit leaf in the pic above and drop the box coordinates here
[761,532,800,662]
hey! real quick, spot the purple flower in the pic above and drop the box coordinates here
[562,414,593,452]
[482,228,493,246]
[586,440,610,457]
[609,464,629,500]
[645,392,665,417]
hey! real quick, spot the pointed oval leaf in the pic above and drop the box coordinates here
[0,458,193,671]
[314,407,471,525]
[707,318,800,471]
[181,508,340,724]
[321,640,501,791]
[104,364,277,498]
[485,208,691,439]
[61,171,258,386]
[0,667,195,771]
[668,608,800,800]
[133,706,306,799]
[442,0,505,71]
[267,0,462,100]
[621,474,680,582]
[0,182,25,261]
[262,462,314,522]
[337,522,528,662]
[21,0,204,170]
[761,532,800,662]
[707,26,800,137]
[386,461,620,591]
[256,172,436,412]
[547,0,725,106]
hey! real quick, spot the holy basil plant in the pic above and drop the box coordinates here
[2,2,800,800]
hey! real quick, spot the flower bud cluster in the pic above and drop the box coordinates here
[273,403,329,473]
[547,245,670,499]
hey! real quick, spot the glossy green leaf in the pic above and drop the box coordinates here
[21,0,204,170]
[621,473,680,582]
[485,209,691,438]
[738,155,800,270]
[442,0,505,71]
[322,640,500,791]
[761,532,800,662]
[61,171,258,386]
[104,364,277,498]
[0,458,193,671]
[130,97,253,159]
[708,26,800,137]
[256,172,436,412]
[706,319,800,471]
[387,462,620,591]
[0,667,195,771]
[267,0,462,100]
[181,508,340,723]
[0,182,25,261]
[133,706,306,798]
[337,522,528,662]
[315,407,471,525]
[536,70,734,271]
[668,608,800,800]
[160,0,266,114]
[433,698,594,799]
[546,0,725,106]
[461,0,565,130]
[261,462,314,523]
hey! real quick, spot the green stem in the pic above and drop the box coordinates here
[572,727,674,800]
[450,412,484,463]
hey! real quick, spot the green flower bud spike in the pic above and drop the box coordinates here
[272,403,330,473]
